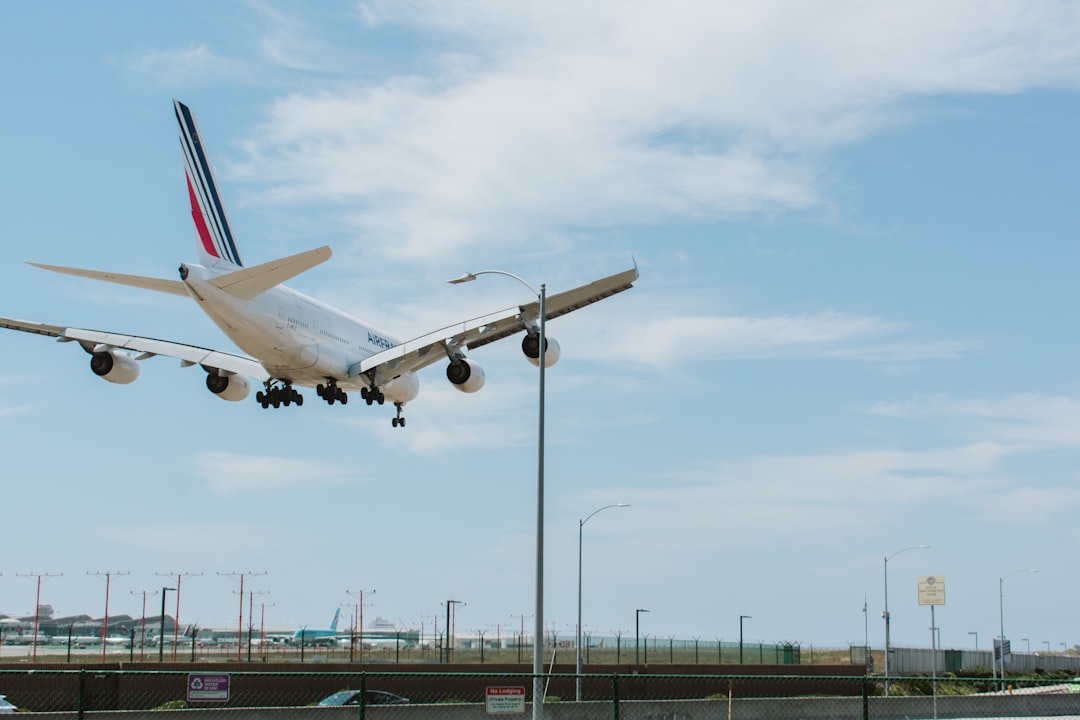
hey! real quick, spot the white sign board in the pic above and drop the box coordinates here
[486,687,526,715]
[918,575,946,606]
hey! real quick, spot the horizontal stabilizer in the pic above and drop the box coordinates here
[27,263,189,297]
[209,246,332,300]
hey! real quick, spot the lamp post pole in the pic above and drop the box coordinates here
[635,609,649,665]
[158,587,175,662]
[968,631,978,650]
[883,544,929,696]
[739,615,752,664]
[999,569,1037,690]
[449,269,547,720]
[577,503,628,701]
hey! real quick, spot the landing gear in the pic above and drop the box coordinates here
[256,381,303,409]
[360,385,385,406]
[316,380,348,406]
[391,402,407,428]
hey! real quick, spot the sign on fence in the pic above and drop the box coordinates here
[187,673,230,702]
[485,686,525,715]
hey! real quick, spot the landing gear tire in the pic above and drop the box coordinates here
[392,402,406,428]
[258,381,302,409]
[320,380,347,406]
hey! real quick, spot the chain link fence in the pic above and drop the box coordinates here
[2,669,1080,718]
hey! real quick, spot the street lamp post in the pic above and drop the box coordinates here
[449,269,548,720]
[158,587,175,662]
[883,544,929,696]
[576,503,629,702]
[998,568,1037,690]
[446,600,464,663]
[635,609,649,665]
[968,631,978,650]
[739,616,752,664]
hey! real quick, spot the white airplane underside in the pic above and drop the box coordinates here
[0,100,638,428]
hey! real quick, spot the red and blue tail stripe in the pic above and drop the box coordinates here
[174,100,244,267]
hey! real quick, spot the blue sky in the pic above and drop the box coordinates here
[1,1,1080,654]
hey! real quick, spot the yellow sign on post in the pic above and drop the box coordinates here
[918,575,946,606]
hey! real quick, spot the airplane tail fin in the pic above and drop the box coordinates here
[330,608,341,632]
[174,100,244,268]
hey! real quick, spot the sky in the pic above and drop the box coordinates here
[1,1,1079,655]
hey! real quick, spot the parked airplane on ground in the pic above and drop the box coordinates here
[0,101,638,427]
[293,609,342,645]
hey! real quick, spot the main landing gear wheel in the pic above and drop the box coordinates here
[316,381,348,406]
[257,382,303,409]
[391,402,406,428]
[360,386,385,406]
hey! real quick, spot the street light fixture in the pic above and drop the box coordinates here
[968,631,978,650]
[635,609,650,665]
[577,503,629,701]
[998,568,1037,689]
[158,587,175,662]
[449,269,549,720]
[739,615,752,664]
[883,544,929,696]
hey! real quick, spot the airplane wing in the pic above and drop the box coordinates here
[0,317,271,380]
[352,265,638,384]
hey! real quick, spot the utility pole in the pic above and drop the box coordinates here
[346,587,375,663]
[218,571,266,662]
[16,572,61,662]
[259,602,275,659]
[157,571,202,661]
[129,589,159,661]
[247,591,270,661]
[88,570,129,662]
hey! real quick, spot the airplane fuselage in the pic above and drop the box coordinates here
[181,263,419,403]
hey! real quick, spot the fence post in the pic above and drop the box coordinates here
[611,674,619,720]
[358,672,366,720]
[77,669,87,720]
[862,675,869,720]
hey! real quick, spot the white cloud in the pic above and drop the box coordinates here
[233,2,1080,260]
[871,393,1080,448]
[191,451,359,495]
[120,45,256,87]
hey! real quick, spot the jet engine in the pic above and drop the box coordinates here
[205,372,251,402]
[90,350,140,384]
[522,333,561,368]
[446,358,485,393]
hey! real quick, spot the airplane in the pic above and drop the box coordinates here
[0,100,638,427]
[293,608,342,646]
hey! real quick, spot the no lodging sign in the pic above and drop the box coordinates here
[917,575,946,606]
[486,687,526,715]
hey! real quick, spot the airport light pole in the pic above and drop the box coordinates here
[157,570,202,661]
[449,269,547,720]
[998,568,1037,690]
[158,587,175,662]
[577,503,629,701]
[635,609,649,665]
[17,572,60,662]
[130,589,159,661]
[883,545,929,696]
[739,615,752,664]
